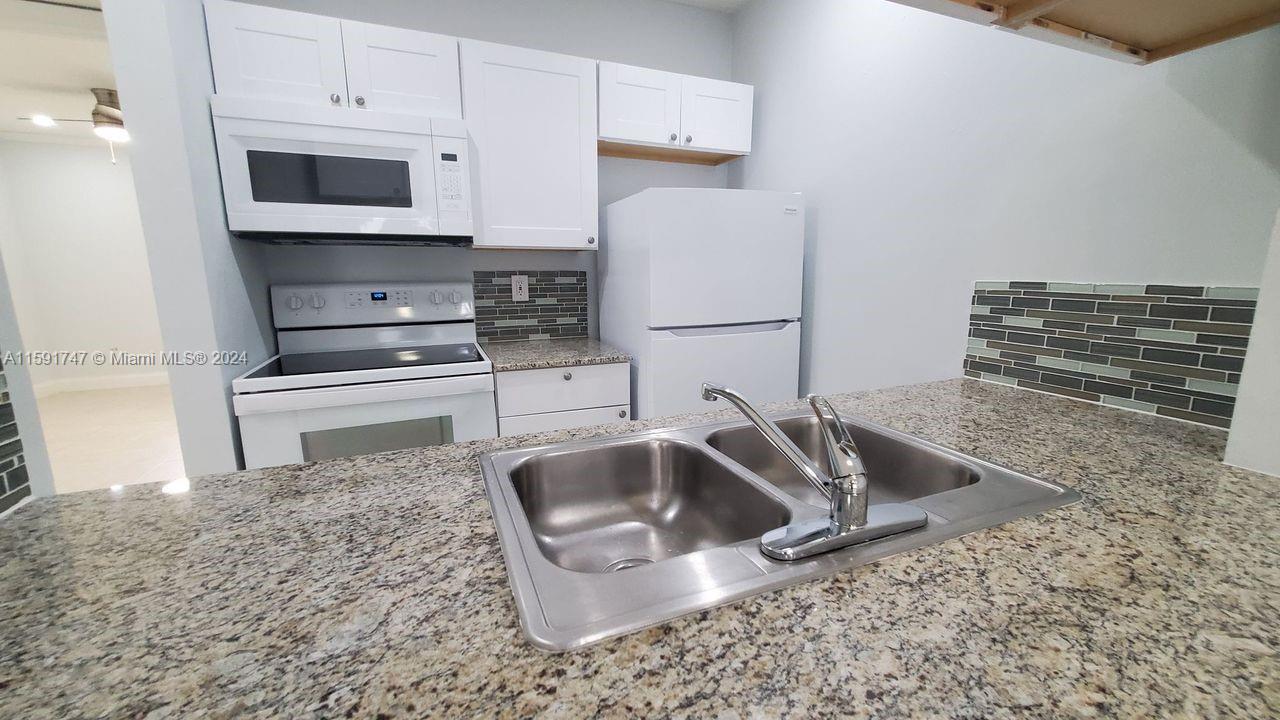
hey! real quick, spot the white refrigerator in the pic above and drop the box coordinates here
[600,188,804,419]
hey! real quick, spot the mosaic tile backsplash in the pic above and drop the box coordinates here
[0,355,30,513]
[474,270,588,342]
[964,282,1258,428]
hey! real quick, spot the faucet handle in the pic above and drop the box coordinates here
[806,395,866,479]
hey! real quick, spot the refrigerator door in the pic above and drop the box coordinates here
[641,321,801,419]
[647,190,804,328]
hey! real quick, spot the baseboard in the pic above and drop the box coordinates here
[34,372,169,398]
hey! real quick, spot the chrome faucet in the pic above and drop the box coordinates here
[702,382,927,561]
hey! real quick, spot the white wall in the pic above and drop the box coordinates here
[243,0,736,331]
[0,149,55,497]
[103,0,275,476]
[731,0,1280,395]
[0,140,166,395]
[1226,211,1280,477]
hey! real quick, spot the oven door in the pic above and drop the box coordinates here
[234,373,497,469]
[212,96,441,236]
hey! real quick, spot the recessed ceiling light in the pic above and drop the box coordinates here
[31,114,57,128]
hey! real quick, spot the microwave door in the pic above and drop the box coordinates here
[213,111,442,237]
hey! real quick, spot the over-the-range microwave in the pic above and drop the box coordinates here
[210,95,473,245]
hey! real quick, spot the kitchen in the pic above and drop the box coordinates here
[1,0,1277,716]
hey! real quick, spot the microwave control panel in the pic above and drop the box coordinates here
[271,283,474,329]
[432,134,473,237]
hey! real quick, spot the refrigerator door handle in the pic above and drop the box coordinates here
[659,320,798,338]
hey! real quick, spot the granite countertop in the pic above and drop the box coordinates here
[2,379,1275,718]
[480,337,630,372]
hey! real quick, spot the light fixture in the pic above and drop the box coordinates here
[93,124,130,143]
[31,114,57,128]
[90,87,129,143]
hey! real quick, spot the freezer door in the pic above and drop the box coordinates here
[642,321,800,419]
[647,190,804,328]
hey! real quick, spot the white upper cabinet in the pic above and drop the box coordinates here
[678,76,753,154]
[461,40,599,250]
[204,1,461,117]
[598,62,681,147]
[341,22,461,116]
[205,0,347,106]
[597,61,753,159]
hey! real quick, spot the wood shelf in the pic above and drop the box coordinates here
[597,140,743,167]
[893,0,1280,63]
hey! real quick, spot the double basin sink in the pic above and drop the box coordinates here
[480,411,1081,651]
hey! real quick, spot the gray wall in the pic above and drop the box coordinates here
[1226,211,1280,476]
[103,0,275,476]
[731,0,1280,395]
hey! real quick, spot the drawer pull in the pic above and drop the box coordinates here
[563,372,573,381]
[618,409,627,418]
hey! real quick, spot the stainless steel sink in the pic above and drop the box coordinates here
[706,416,980,507]
[480,411,1081,651]
[509,439,790,573]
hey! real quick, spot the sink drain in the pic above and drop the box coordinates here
[602,557,654,573]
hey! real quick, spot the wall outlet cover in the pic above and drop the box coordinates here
[511,274,530,302]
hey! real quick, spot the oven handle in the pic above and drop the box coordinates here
[233,374,493,415]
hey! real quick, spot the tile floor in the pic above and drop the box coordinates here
[38,384,184,494]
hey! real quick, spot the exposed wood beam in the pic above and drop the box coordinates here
[1145,9,1280,63]
[996,0,1073,29]
[1027,17,1148,62]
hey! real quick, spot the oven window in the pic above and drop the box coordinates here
[300,416,453,462]
[246,150,412,207]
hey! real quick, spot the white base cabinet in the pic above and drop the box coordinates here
[496,363,630,437]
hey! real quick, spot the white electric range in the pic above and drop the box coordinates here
[232,282,497,469]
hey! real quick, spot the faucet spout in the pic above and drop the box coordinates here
[702,381,927,561]
[701,382,832,500]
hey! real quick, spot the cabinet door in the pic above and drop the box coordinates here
[341,21,461,117]
[204,0,348,107]
[679,76,754,154]
[598,62,681,146]
[461,40,598,249]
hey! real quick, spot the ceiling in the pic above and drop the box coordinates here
[665,0,750,13]
[0,0,116,142]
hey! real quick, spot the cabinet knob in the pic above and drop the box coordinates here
[685,134,693,144]
[587,236,596,245]
[618,409,627,418]
[329,93,342,104]
[669,132,678,142]
[355,96,366,107]
[563,372,573,381]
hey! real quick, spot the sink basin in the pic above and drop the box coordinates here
[706,416,979,507]
[510,439,789,573]
[480,411,1081,651]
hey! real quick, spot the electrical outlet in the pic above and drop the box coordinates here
[511,274,530,302]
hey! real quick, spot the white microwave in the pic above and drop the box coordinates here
[211,95,473,243]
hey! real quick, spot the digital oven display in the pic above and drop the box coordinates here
[371,291,388,302]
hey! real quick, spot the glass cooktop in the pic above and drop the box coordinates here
[246,343,482,379]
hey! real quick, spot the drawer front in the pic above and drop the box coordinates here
[499,405,630,437]
[496,362,630,417]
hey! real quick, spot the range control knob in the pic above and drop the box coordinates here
[287,294,304,311]
[449,290,463,305]
[429,290,443,305]
[309,293,326,309]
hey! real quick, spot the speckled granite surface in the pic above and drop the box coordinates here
[481,337,630,372]
[1,379,1275,718]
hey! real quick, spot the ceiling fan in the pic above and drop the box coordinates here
[19,88,129,143]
